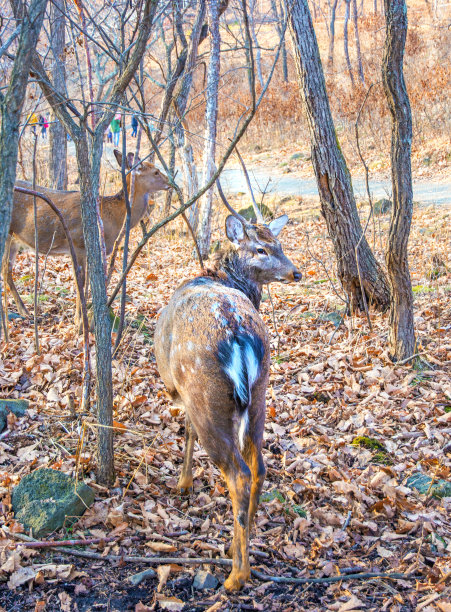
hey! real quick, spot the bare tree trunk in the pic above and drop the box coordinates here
[49,0,67,189]
[287,0,390,311]
[352,0,365,84]
[382,0,415,361]
[327,0,339,70]
[197,0,221,259]
[344,0,354,85]
[374,0,378,13]
[75,134,114,484]
[249,0,264,87]
[0,0,48,342]
[271,0,289,81]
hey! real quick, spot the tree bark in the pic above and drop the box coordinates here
[343,0,354,85]
[286,0,390,311]
[352,0,365,84]
[196,0,221,259]
[382,0,415,361]
[49,0,67,189]
[0,0,48,341]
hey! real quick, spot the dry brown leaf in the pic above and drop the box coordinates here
[157,564,171,592]
[7,566,36,589]
[145,541,177,553]
[338,595,365,612]
[155,594,185,611]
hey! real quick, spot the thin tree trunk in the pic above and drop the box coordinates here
[344,0,354,85]
[76,134,114,484]
[286,0,390,311]
[382,0,415,361]
[352,0,365,84]
[49,0,67,189]
[0,0,48,342]
[327,0,339,70]
[196,0,221,259]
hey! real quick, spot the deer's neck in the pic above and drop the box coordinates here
[213,250,262,310]
[102,177,148,251]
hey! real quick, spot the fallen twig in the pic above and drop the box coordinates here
[9,532,420,585]
[14,536,118,549]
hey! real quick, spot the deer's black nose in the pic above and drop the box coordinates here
[293,271,302,282]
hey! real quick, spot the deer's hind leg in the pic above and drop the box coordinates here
[178,413,197,494]
[3,237,30,318]
[190,413,252,591]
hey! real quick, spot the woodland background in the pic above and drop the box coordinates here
[0,0,450,610]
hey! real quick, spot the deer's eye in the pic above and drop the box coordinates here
[256,247,266,255]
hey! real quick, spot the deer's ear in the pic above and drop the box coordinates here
[268,214,289,237]
[225,215,245,245]
[113,149,122,167]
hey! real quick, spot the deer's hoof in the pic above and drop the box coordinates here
[177,475,193,495]
[224,568,249,591]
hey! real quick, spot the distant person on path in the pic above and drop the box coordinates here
[40,115,49,139]
[111,114,121,146]
[131,114,138,137]
[28,113,38,135]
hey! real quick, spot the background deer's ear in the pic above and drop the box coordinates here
[268,214,289,237]
[126,152,134,169]
[113,149,122,167]
[225,215,245,245]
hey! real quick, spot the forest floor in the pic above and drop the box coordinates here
[0,194,450,611]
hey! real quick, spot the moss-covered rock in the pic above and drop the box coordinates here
[0,399,29,432]
[406,472,451,499]
[374,199,392,215]
[12,468,95,537]
[238,203,273,222]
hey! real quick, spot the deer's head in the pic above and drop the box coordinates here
[225,214,302,285]
[114,150,170,194]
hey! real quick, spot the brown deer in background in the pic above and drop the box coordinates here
[3,150,169,322]
[154,194,301,590]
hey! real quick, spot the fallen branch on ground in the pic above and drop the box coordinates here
[9,532,420,585]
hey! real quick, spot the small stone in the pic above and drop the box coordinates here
[192,570,219,590]
[12,468,95,537]
[0,399,29,432]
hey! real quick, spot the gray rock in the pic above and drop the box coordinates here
[406,473,451,499]
[193,570,219,590]
[0,399,29,432]
[12,468,95,537]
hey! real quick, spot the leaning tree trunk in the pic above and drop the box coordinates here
[0,0,48,340]
[382,0,415,361]
[196,0,221,259]
[49,0,67,189]
[287,0,390,311]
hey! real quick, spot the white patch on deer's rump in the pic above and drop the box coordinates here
[238,408,249,451]
[224,342,246,404]
[187,341,194,351]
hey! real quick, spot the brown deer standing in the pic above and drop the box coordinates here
[3,150,169,322]
[154,198,301,591]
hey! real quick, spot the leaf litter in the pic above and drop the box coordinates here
[0,198,450,611]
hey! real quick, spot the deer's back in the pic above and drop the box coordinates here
[11,181,84,253]
[154,277,270,413]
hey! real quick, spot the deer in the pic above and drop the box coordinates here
[3,150,169,323]
[154,187,301,591]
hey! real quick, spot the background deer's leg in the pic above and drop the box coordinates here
[4,237,30,317]
[178,413,197,494]
[73,250,85,329]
